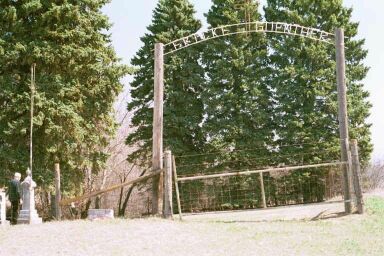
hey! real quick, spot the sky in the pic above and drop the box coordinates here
[102,0,384,161]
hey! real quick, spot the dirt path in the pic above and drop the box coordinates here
[183,190,384,223]
[183,200,345,222]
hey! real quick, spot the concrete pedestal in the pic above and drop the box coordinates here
[0,220,10,226]
[17,209,42,224]
[17,174,42,224]
[0,191,9,226]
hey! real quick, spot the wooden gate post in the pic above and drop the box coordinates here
[172,156,183,220]
[259,172,267,208]
[350,140,364,214]
[163,150,173,219]
[335,28,353,214]
[153,42,164,215]
[54,163,62,220]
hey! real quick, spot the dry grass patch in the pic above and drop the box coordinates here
[1,196,384,256]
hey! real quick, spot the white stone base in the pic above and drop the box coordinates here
[17,209,42,224]
[88,209,114,221]
[0,191,7,226]
[0,220,10,226]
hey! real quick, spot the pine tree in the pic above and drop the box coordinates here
[202,0,273,170]
[0,0,128,190]
[178,0,275,211]
[127,0,204,162]
[262,0,372,204]
[264,0,372,164]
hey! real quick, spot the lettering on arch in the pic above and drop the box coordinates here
[164,22,334,55]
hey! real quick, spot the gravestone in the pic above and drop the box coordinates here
[88,209,114,221]
[17,170,42,224]
[0,190,9,226]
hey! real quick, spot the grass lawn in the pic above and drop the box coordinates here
[1,196,384,256]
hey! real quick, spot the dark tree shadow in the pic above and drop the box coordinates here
[310,211,348,221]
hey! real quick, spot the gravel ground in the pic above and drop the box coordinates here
[1,197,383,256]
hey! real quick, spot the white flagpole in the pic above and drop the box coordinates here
[30,64,35,177]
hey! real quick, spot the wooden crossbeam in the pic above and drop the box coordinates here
[177,162,346,182]
[60,169,164,206]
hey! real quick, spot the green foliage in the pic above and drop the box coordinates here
[127,0,205,162]
[264,0,372,165]
[130,0,372,211]
[201,0,274,169]
[129,0,372,167]
[0,0,128,191]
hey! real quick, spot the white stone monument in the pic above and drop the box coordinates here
[0,189,9,226]
[17,169,42,224]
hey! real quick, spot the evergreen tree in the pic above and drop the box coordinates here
[0,0,127,191]
[127,0,204,162]
[177,0,275,211]
[201,0,273,170]
[264,0,372,164]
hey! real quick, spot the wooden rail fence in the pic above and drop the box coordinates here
[60,169,164,206]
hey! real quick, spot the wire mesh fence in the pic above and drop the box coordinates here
[175,167,343,213]
[1,142,345,217]
[173,142,343,214]
[175,142,340,176]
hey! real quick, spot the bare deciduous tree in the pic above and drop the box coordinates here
[90,87,151,217]
[362,161,384,191]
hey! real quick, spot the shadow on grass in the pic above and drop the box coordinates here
[310,210,348,221]
[210,219,301,224]
[183,200,347,224]
[184,200,344,216]
[208,211,348,224]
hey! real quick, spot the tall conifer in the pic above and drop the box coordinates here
[202,0,273,169]
[127,0,204,161]
[264,0,372,164]
[0,0,127,189]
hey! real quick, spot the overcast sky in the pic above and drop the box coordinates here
[102,0,384,161]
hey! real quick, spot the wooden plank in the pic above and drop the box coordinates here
[60,169,164,206]
[350,139,364,214]
[152,43,164,215]
[163,151,173,219]
[259,172,267,208]
[54,163,62,220]
[335,28,352,214]
[172,156,183,220]
[177,162,346,182]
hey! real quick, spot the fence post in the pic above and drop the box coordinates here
[172,156,183,220]
[335,28,352,214]
[163,150,173,219]
[54,163,62,220]
[350,140,364,214]
[259,172,267,208]
[152,42,164,215]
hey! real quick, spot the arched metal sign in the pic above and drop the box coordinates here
[151,23,352,216]
[164,22,334,55]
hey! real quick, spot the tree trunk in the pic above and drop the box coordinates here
[117,169,147,217]
[80,199,92,219]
